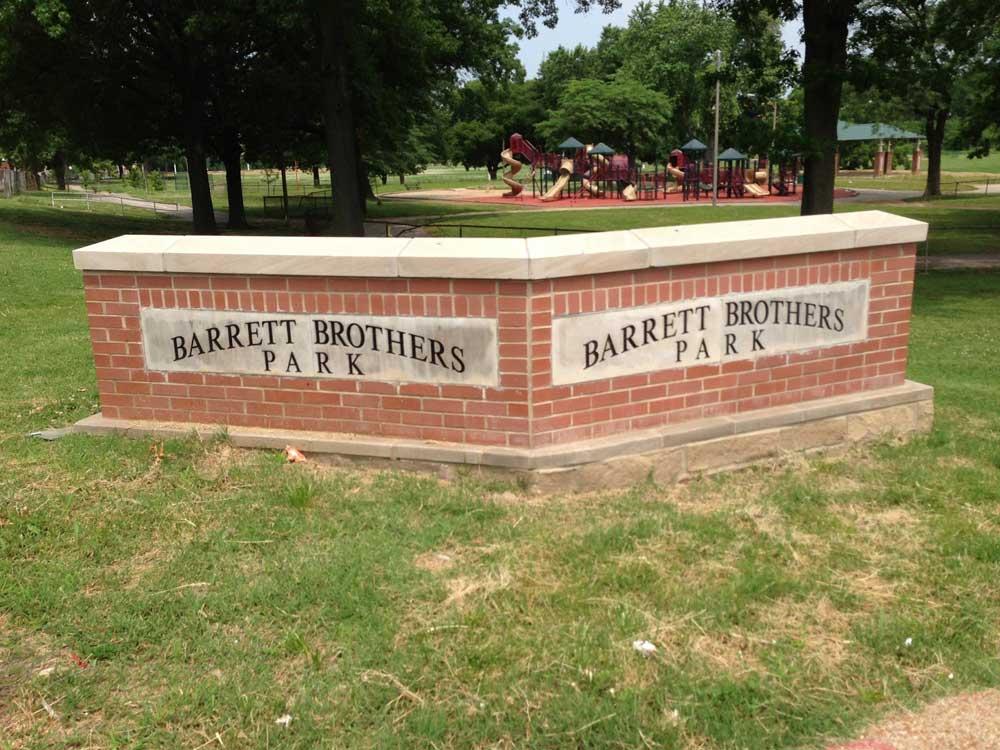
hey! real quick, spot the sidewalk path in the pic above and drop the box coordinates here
[66,185,228,223]
[921,253,1000,270]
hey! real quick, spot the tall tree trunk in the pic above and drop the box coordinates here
[319,0,365,237]
[222,128,249,230]
[185,143,216,233]
[924,107,948,197]
[312,164,321,188]
[182,84,217,233]
[280,157,289,224]
[53,149,67,190]
[800,0,854,216]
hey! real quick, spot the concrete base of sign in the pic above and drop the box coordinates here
[73,379,933,492]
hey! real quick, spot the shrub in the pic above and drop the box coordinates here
[126,167,143,189]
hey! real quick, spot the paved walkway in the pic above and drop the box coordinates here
[65,185,229,223]
[921,253,1000,270]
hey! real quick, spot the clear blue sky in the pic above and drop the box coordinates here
[503,1,804,77]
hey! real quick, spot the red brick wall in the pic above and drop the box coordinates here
[82,242,916,449]
[82,275,531,448]
[531,244,915,447]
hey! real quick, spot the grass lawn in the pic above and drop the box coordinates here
[835,149,1000,193]
[3,197,1000,749]
[420,200,1000,256]
[939,149,1000,174]
[81,165,503,209]
[835,172,992,193]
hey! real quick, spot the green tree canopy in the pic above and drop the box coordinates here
[850,0,1000,195]
[537,76,671,161]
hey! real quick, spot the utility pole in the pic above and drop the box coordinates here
[712,49,721,208]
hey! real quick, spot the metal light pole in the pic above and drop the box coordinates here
[712,49,721,208]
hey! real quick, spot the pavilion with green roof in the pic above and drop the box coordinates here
[836,120,923,176]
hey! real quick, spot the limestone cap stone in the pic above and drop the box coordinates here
[73,211,929,279]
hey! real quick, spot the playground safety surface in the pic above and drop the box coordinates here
[387,186,859,208]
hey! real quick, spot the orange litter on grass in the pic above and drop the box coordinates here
[284,446,307,463]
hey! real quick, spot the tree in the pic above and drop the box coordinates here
[0,2,89,189]
[447,78,544,177]
[851,0,1000,196]
[536,45,604,111]
[536,2,794,159]
[1,0,288,233]
[716,0,864,215]
[537,77,671,162]
[609,1,737,147]
[312,0,621,236]
[960,17,1000,158]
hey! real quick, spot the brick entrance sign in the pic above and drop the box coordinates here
[73,211,933,489]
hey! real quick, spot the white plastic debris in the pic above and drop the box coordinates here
[275,714,293,727]
[632,640,657,656]
[904,637,913,647]
[949,672,955,680]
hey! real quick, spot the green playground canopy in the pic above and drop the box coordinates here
[837,121,922,142]
[557,137,585,150]
[589,142,615,155]
[680,138,709,152]
[717,147,747,161]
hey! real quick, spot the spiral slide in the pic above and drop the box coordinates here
[500,148,524,197]
[581,178,601,196]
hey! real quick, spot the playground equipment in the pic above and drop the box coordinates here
[500,133,540,197]
[500,149,524,197]
[499,134,639,202]
[498,133,801,204]
[743,156,770,197]
[542,158,574,202]
[769,155,800,196]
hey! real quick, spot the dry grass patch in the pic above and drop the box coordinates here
[837,569,901,612]
[753,595,855,670]
[443,568,513,608]
[0,615,89,745]
[191,441,257,481]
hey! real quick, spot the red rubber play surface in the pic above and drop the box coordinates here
[447,187,858,208]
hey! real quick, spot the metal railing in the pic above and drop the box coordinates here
[939,177,996,197]
[369,220,598,238]
[50,191,180,215]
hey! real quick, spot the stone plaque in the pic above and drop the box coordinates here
[552,281,869,385]
[141,309,499,386]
